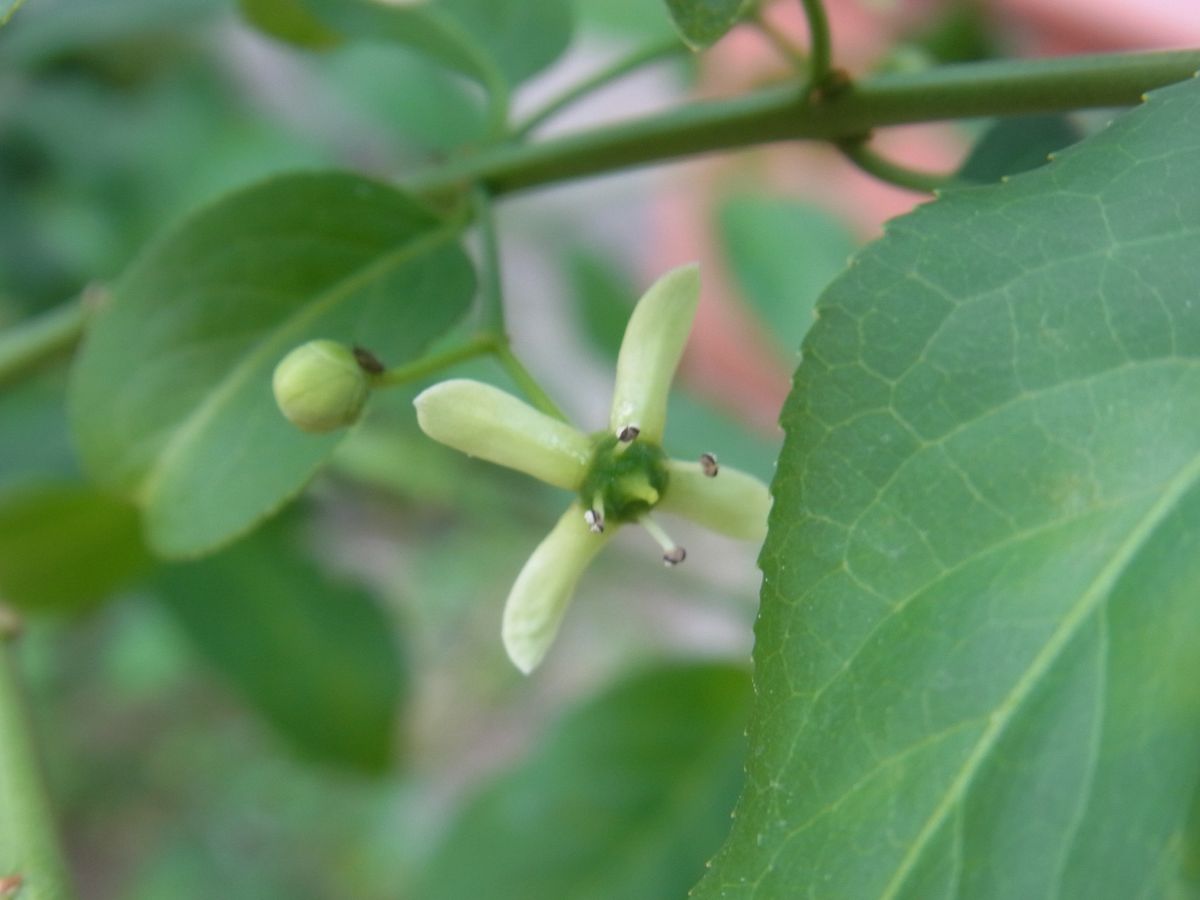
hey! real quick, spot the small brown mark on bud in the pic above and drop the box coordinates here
[700,452,719,477]
[353,346,385,375]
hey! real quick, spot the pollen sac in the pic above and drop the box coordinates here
[272,339,371,434]
[578,433,669,524]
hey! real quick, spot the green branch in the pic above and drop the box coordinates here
[473,185,507,335]
[0,297,90,388]
[837,138,955,194]
[372,334,497,387]
[491,342,569,423]
[411,49,1200,198]
[797,0,833,88]
[0,624,76,900]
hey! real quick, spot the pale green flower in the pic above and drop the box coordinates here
[414,264,771,673]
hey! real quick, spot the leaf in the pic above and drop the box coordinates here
[438,0,573,86]
[0,0,223,65]
[958,114,1084,184]
[416,663,751,899]
[695,77,1200,898]
[69,172,475,558]
[325,44,487,152]
[155,513,404,773]
[0,483,151,614]
[241,0,572,87]
[663,0,750,49]
[0,376,78,492]
[717,196,858,355]
[566,249,636,361]
[240,0,340,49]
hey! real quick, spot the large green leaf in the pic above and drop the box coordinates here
[416,663,750,899]
[663,0,749,48]
[69,172,474,558]
[155,513,404,773]
[696,77,1200,897]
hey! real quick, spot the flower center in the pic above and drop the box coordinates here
[578,433,669,525]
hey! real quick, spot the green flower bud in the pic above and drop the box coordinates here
[272,340,371,433]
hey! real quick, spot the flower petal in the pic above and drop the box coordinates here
[502,503,614,674]
[609,263,700,443]
[414,380,591,490]
[658,460,771,541]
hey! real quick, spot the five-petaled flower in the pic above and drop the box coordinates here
[414,264,771,673]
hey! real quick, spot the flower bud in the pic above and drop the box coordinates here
[272,340,371,433]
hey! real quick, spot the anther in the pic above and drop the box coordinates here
[353,346,385,375]
[617,425,640,443]
[700,452,719,477]
[584,508,605,534]
[641,516,686,567]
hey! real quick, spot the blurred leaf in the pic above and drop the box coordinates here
[240,0,339,48]
[696,79,1200,898]
[1,0,26,27]
[717,196,857,356]
[958,114,1084,184]
[69,172,475,558]
[574,0,676,40]
[324,44,486,153]
[156,514,404,773]
[0,483,150,614]
[0,0,224,65]
[566,249,635,361]
[904,2,994,66]
[0,376,78,491]
[663,0,749,49]
[417,663,750,899]
[243,0,572,88]
[439,0,573,85]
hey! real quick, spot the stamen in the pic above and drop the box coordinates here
[584,498,606,534]
[617,425,641,443]
[700,452,719,477]
[641,516,686,567]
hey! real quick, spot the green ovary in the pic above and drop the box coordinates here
[577,434,670,524]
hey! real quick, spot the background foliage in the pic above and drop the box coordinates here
[2,0,1199,897]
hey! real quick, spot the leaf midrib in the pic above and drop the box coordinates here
[135,221,459,508]
[877,448,1200,900]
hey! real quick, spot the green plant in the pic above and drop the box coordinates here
[2,0,1199,897]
